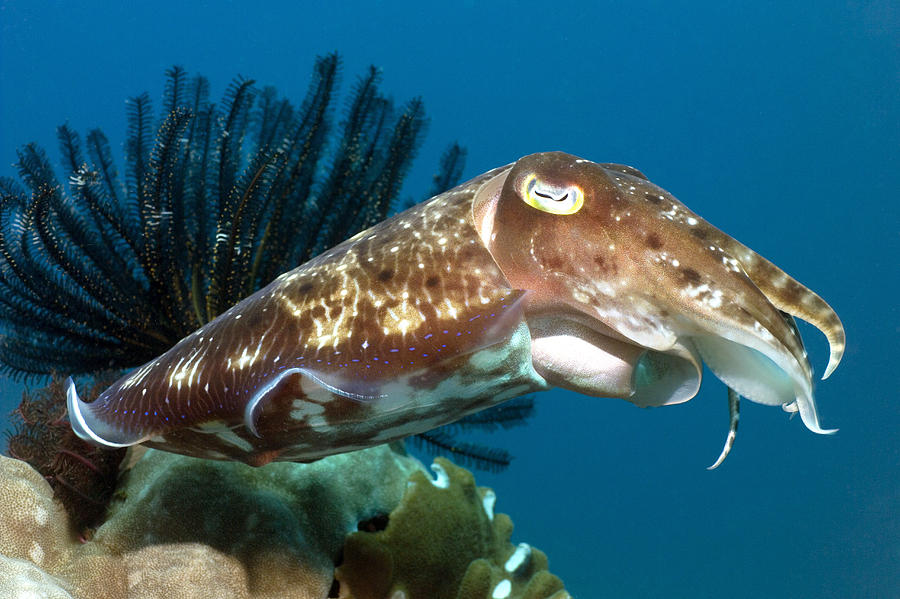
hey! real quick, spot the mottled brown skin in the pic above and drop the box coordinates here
[70,152,845,465]
[70,166,542,464]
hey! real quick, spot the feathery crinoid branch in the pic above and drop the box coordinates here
[394,141,468,214]
[411,430,512,474]
[0,53,466,378]
[411,396,536,472]
[427,142,467,200]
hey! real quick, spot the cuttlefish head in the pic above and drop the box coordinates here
[473,151,844,433]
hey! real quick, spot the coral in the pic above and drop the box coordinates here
[0,448,569,598]
[335,458,571,599]
[0,444,426,598]
[0,55,464,378]
[4,373,126,533]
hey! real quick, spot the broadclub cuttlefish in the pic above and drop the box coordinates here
[68,152,845,469]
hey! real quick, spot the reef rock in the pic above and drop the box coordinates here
[0,447,569,598]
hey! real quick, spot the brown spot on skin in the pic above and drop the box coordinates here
[644,192,663,204]
[682,267,702,285]
[544,255,564,270]
[779,280,804,305]
[458,245,479,260]
[646,233,663,250]
[298,282,314,294]
[592,254,617,275]
[377,269,394,282]
[310,305,326,319]
[425,275,440,287]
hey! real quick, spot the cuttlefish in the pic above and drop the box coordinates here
[68,152,845,468]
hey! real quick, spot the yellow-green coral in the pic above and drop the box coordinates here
[335,458,571,599]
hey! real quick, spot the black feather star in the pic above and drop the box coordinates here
[0,55,440,376]
[1,54,532,478]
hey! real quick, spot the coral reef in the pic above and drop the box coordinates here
[0,444,424,598]
[0,448,568,598]
[335,458,570,599]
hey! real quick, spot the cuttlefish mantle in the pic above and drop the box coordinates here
[69,151,845,468]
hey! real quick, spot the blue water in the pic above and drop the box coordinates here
[1,2,897,597]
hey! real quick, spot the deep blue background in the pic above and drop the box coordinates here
[1,2,897,597]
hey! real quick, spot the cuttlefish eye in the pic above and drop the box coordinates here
[522,174,584,215]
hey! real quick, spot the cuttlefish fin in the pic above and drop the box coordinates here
[708,387,741,470]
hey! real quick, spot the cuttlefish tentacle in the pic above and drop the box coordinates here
[708,387,741,470]
[68,151,844,468]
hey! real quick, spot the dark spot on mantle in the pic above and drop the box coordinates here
[544,254,564,270]
[646,233,663,250]
[593,254,617,275]
[425,275,440,287]
[691,227,709,240]
[682,267,702,284]
[378,269,394,282]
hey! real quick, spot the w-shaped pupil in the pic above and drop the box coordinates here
[534,189,568,202]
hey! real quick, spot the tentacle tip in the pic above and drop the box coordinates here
[813,426,839,435]
[707,438,734,470]
[706,456,726,471]
[821,358,841,380]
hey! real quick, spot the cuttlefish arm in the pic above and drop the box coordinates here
[69,152,844,467]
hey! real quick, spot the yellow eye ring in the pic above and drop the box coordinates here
[521,174,584,215]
